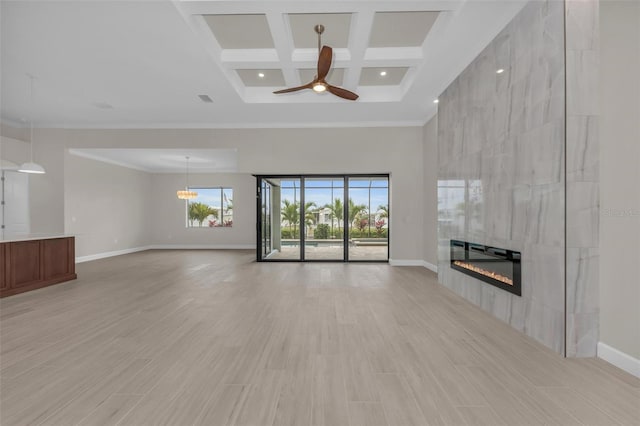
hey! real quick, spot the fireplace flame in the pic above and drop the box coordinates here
[453,261,514,286]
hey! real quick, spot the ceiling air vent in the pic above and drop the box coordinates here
[198,94,213,103]
[92,101,113,109]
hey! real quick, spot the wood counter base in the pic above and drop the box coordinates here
[0,237,77,298]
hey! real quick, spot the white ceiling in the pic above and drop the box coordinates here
[0,0,527,129]
[69,148,238,173]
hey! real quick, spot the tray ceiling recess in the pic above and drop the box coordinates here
[191,6,443,104]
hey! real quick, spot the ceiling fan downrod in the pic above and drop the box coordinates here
[314,24,324,53]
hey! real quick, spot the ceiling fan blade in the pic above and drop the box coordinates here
[317,46,332,81]
[273,83,313,94]
[326,85,359,101]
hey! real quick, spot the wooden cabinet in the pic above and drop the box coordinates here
[8,240,43,289]
[0,237,77,298]
[0,244,7,290]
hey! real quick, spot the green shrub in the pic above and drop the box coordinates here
[349,229,388,239]
[281,229,300,239]
[315,224,330,239]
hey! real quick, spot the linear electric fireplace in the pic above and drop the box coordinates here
[450,240,521,296]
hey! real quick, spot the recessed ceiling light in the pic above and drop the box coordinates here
[433,99,439,104]
[380,71,387,76]
[258,72,265,78]
[496,69,505,74]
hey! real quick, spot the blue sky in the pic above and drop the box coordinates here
[280,178,388,212]
[189,187,233,210]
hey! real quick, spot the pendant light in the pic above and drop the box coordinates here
[176,156,197,200]
[18,74,46,174]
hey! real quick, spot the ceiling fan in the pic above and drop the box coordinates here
[273,24,359,101]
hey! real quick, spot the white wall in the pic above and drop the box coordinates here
[148,172,255,248]
[29,129,66,235]
[422,116,438,269]
[1,126,424,261]
[1,135,30,237]
[0,132,65,235]
[64,153,152,258]
[60,127,424,261]
[599,0,640,360]
[1,171,30,236]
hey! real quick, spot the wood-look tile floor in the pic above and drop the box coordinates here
[1,250,638,426]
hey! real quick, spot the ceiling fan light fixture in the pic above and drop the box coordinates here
[312,82,327,93]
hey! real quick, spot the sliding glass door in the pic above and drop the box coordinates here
[304,178,345,260]
[256,175,389,262]
[347,177,389,261]
[260,179,272,258]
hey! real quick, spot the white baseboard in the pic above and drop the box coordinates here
[76,246,151,263]
[389,259,438,272]
[149,244,256,250]
[389,259,424,266]
[76,244,256,263]
[422,261,438,273]
[597,342,640,378]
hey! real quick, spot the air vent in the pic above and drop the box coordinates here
[198,94,213,103]
[92,101,113,109]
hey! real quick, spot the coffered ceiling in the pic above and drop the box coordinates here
[0,0,527,129]
[198,9,439,100]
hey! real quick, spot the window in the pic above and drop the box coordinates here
[186,187,233,228]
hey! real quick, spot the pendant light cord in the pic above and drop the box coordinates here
[28,74,35,162]
[185,156,190,190]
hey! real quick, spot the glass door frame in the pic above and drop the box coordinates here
[255,174,390,263]
[260,179,272,258]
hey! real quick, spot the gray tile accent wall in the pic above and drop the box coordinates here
[565,0,599,357]
[437,0,600,357]
[437,0,567,354]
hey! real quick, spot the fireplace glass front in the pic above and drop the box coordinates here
[450,240,521,296]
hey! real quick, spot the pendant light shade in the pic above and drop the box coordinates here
[177,156,197,200]
[18,162,46,174]
[19,74,46,175]
[177,189,198,200]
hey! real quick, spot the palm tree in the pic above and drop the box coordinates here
[377,204,388,219]
[324,198,344,233]
[189,202,218,227]
[281,199,299,237]
[348,199,367,228]
[303,201,317,229]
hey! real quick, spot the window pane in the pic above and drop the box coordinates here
[222,188,233,227]
[304,177,344,260]
[348,177,388,261]
[186,187,233,228]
